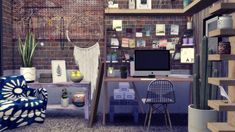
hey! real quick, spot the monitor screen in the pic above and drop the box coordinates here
[135,50,170,71]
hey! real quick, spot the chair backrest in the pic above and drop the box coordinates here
[146,80,175,103]
[0,75,28,100]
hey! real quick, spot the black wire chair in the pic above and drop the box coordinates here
[142,80,175,131]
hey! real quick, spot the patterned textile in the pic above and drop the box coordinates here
[0,75,48,131]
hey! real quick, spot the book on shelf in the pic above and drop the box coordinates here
[121,38,129,48]
[129,39,136,48]
[136,39,146,47]
[110,38,119,48]
[136,28,143,37]
[159,39,168,48]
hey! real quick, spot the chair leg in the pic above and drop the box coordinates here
[147,105,153,132]
[144,105,150,128]
[165,104,172,129]
[163,104,168,127]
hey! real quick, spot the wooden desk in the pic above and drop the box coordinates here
[28,81,91,119]
[102,76,193,125]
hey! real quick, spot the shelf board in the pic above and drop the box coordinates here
[209,2,235,15]
[208,100,235,111]
[47,104,80,110]
[105,8,184,15]
[208,122,235,132]
[105,0,217,15]
[208,29,235,37]
[208,77,235,86]
[208,54,235,61]
[184,0,219,15]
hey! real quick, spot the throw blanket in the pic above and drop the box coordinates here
[73,43,100,99]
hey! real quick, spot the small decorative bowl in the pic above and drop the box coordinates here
[70,75,84,82]
[72,92,85,107]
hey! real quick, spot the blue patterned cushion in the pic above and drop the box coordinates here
[0,97,45,118]
[0,75,28,100]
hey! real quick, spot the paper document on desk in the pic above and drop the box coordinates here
[218,86,231,103]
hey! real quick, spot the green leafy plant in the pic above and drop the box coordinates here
[18,32,38,67]
[61,88,68,99]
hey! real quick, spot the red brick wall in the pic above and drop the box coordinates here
[11,0,104,70]
[2,0,13,70]
[2,0,187,70]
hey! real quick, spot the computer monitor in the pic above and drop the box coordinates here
[130,50,171,77]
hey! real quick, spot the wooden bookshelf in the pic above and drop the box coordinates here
[208,29,235,37]
[209,2,235,15]
[208,54,235,61]
[208,100,235,111]
[207,122,235,132]
[208,77,235,86]
[104,8,184,15]
[105,0,218,15]
[184,0,219,15]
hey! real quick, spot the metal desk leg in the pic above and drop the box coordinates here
[103,82,108,125]
[84,88,89,120]
[131,82,145,113]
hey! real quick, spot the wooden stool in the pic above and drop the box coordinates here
[109,96,139,123]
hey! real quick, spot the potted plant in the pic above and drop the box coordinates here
[188,37,218,132]
[18,32,38,82]
[120,65,128,78]
[61,88,69,107]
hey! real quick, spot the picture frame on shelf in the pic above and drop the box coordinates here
[51,60,67,83]
[180,48,195,63]
[129,39,136,48]
[136,39,146,47]
[136,0,152,9]
[170,24,179,35]
[156,24,165,36]
[112,20,122,31]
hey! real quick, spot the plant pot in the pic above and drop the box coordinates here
[120,71,127,78]
[218,41,231,54]
[183,0,190,8]
[188,104,218,132]
[20,67,36,82]
[61,98,69,107]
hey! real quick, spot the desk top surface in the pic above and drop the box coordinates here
[104,76,193,82]
[28,81,91,86]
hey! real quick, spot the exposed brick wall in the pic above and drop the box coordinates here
[2,0,13,70]
[105,0,187,69]
[2,0,188,70]
[11,0,104,70]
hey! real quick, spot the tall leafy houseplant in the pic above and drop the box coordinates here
[188,37,218,132]
[18,32,38,82]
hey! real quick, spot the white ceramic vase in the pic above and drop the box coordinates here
[20,67,36,82]
[188,104,218,132]
[61,98,69,107]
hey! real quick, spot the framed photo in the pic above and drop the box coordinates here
[51,60,67,83]
[156,24,165,36]
[170,24,179,35]
[136,0,151,9]
[136,39,146,47]
[180,48,195,63]
[112,20,122,31]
